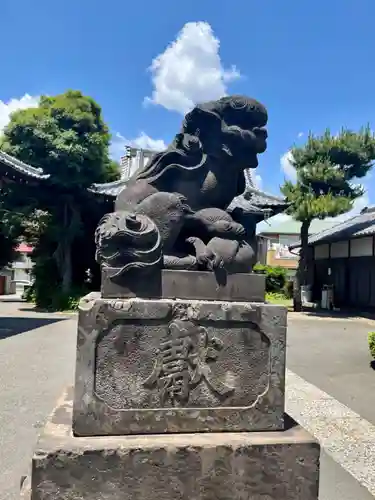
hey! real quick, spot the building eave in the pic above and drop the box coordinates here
[0,150,50,180]
[290,207,375,249]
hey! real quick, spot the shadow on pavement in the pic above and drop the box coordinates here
[295,306,375,321]
[0,317,67,339]
[370,360,375,371]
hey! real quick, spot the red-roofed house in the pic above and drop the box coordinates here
[0,243,33,295]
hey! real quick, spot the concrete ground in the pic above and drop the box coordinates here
[287,315,375,499]
[1,300,375,499]
[287,314,375,425]
[0,301,76,500]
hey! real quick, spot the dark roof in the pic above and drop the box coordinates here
[0,151,50,180]
[290,207,375,248]
[227,169,288,215]
[228,187,287,215]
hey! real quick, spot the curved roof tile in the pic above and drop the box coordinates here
[0,151,50,179]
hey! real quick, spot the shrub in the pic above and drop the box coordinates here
[369,332,375,359]
[253,263,287,293]
[23,281,85,311]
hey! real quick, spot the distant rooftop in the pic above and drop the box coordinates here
[295,206,375,247]
[258,218,338,236]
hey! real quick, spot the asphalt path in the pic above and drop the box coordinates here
[0,301,76,500]
[286,315,375,426]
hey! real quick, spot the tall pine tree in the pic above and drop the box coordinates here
[281,128,375,311]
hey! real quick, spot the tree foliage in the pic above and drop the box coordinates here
[1,90,119,306]
[2,90,112,186]
[0,181,30,268]
[281,127,375,311]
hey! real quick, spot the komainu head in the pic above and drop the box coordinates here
[134,95,268,184]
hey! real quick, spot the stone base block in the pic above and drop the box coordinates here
[73,294,287,435]
[28,388,320,500]
[101,269,266,302]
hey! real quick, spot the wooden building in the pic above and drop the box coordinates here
[291,207,375,309]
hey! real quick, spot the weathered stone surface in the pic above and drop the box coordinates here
[73,293,286,436]
[30,388,320,500]
[101,268,266,301]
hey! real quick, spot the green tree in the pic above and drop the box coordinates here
[0,181,31,268]
[1,90,115,296]
[281,128,375,311]
[105,159,121,182]
[0,209,22,269]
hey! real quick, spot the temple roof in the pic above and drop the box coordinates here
[0,149,288,215]
[227,169,288,215]
[89,178,128,196]
[0,151,50,180]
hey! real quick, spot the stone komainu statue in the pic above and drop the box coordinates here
[95,95,268,282]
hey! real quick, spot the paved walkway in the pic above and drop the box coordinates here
[0,301,76,500]
[1,300,375,499]
[287,315,375,499]
[287,315,375,426]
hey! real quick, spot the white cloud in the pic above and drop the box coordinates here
[254,174,262,189]
[280,150,297,181]
[129,132,167,152]
[0,94,39,132]
[144,21,241,115]
[297,132,304,138]
[110,132,168,176]
[110,132,167,160]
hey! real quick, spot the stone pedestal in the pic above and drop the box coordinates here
[73,291,286,436]
[22,271,320,499]
[30,388,320,500]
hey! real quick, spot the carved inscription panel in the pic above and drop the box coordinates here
[94,317,271,410]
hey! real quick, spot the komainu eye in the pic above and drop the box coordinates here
[230,97,247,109]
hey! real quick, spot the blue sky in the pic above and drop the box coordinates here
[1,0,375,219]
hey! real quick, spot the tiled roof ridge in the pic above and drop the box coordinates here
[0,150,49,179]
[291,209,375,248]
[309,214,359,242]
[89,178,128,193]
[244,185,285,203]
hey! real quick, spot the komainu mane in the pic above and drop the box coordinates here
[95,95,268,282]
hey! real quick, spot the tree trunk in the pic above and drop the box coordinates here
[293,220,311,312]
[53,201,78,294]
[61,239,72,293]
